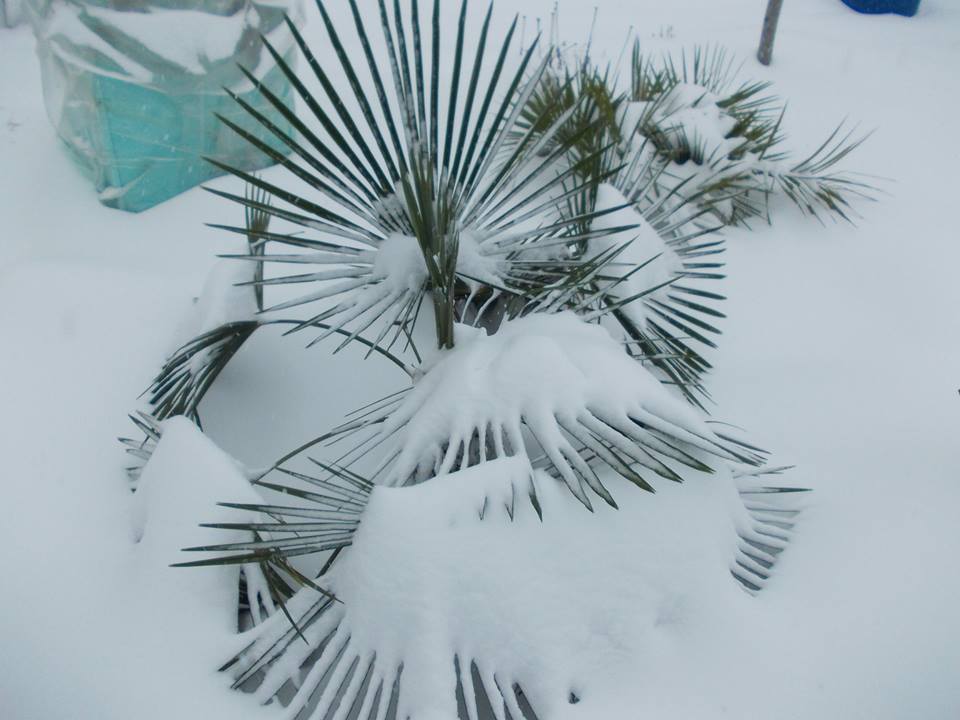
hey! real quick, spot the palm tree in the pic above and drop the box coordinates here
[122,2,830,717]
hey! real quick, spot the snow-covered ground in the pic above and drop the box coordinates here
[2,1,959,718]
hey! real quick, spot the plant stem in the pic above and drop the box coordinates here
[432,285,456,349]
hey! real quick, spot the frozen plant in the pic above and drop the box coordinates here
[124,2,811,718]
[626,44,875,225]
[508,41,874,408]
[517,57,728,406]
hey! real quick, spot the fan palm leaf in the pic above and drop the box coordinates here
[145,5,819,717]
[515,60,728,406]
[210,0,646,355]
[178,448,804,720]
[627,42,873,225]
[262,312,765,516]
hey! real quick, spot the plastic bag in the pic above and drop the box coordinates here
[2,0,26,26]
[27,1,302,211]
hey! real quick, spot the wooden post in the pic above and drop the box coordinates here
[757,0,785,66]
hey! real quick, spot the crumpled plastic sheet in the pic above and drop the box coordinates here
[27,0,302,211]
[2,0,26,27]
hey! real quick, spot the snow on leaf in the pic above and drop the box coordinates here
[216,453,782,720]
[590,183,682,317]
[144,256,261,427]
[133,418,265,629]
[208,0,649,355]
[357,312,762,509]
[588,182,726,406]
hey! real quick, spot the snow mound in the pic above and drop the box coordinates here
[133,417,262,629]
[190,258,259,337]
[371,233,430,294]
[228,456,755,719]
[590,183,682,318]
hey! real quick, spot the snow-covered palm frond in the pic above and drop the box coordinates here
[513,61,728,406]
[121,261,262,483]
[207,0,641,354]
[731,466,810,593]
[586,180,725,407]
[200,458,547,720]
[631,43,782,159]
[626,46,782,225]
[174,460,366,632]
[180,450,802,720]
[132,174,412,470]
[175,459,371,570]
[147,319,260,424]
[118,411,163,482]
[136,182,270,444]
[372,314,763,502]
[627,42,873,225]
[280,313,763,513]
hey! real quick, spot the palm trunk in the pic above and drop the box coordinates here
[433,285,457,350]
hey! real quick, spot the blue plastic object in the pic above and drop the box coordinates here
[840,0,920,16]
[47,59,295,212]
[28,1,300,212]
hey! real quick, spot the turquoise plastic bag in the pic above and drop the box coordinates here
[2,0,26,26]
[28,1,301,211]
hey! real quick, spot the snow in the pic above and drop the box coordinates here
[234,455,755,720]
[2,1,960,719]
[192,257,260,332]
[379,311,743,499]
[37,2,150,82]
[30,1,302,94]
[590,182,682,319]
[658,83,741,159]
[132,417,263,618]
[372,233,429,294]
[456,230,505,289]
[83,6,250,74]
